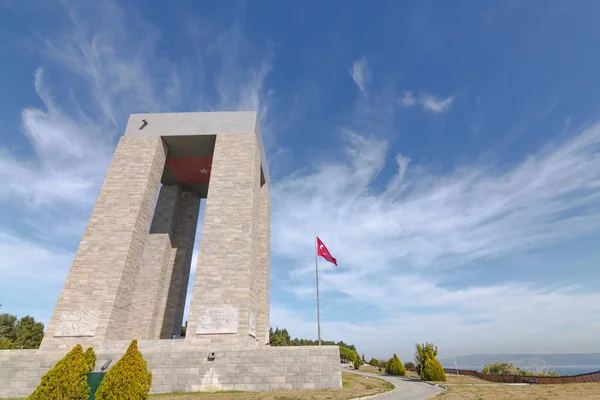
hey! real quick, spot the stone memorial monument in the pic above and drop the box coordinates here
[0,112,342,398]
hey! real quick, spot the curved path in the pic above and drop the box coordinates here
[346,370,444,400]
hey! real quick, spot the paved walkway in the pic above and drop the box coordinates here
[346,370,444,400]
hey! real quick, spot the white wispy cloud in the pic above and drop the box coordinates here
[0,0,273,289]
[213,21,273,115]
[272,282,600,361]
[273,122,600,272]
[399,90,454,113]
[0,231,72,283]
[420,93,454,112]
[350,56,369,96]
[0,68,113,210]
[400,90,417,106]
[0,0,272,234]
[41,1,165,125]
[270,113,600,357]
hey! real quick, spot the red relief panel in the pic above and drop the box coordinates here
[165,156,213,185]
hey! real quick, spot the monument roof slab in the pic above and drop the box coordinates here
[124,111,269,196]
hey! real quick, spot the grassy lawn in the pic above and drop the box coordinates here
[435,383,600,399]
[404,371,487,385]
[150,372,394,400]
[358,364,384,375]
[429,374,488,385]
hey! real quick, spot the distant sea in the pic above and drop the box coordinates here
[445,365,600,376]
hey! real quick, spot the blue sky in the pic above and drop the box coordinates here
[1,0,600,362]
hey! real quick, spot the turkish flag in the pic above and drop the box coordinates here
[165,156,213,185]
[317,237,338,266]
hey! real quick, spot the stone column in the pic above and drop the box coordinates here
[40,136,167,350]
[159,191,201,339]
[126,185,181,340]
[256,182,271,345]
[185,133,262,346]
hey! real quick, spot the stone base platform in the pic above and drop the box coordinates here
[0,341,342,398]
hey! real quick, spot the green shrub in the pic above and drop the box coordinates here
[0,337,14,350]
[517,369,560,377]
[85,347,96,371]
[95,340,152,400]
[369,357,379,366]
[28,344,94,400]
[415,342,438,373]
[339,346,360,363]
[482,362,519,375]
[482,362,560,377]
[404,361,416,371]
[385,354,406,376]
[354,359,361,370]
[421,356,446,381]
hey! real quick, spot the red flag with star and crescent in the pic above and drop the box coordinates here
[165,156,212,185]
[316,236,338,266]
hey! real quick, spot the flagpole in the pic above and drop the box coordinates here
[315,233,322,346]
[454,356,460,376]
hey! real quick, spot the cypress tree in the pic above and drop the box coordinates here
[28,344,94,400]
[386,354,406,376]
[420,348,446,381]
[95,340,152,400]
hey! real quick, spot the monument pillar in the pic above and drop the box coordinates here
[40,135,167,350]
[159,191,201,338]
[185,133,263,346]
[256,182,271,344]
[126,184,182,340]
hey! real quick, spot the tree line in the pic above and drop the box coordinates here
[268,327,358,352]
[268,328,447,382]
[0,307,44,349]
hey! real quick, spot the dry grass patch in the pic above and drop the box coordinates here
[151,372,394,400]
[430,374,487,385]
[435,383,600,400]
[404,371,485,384]
[358,364,384,375]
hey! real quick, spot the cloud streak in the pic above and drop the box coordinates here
[0,0,273,239]
[0,231,72,283]
[273,122,600,273]
[350,56,369,96]
[270,109,600,356]
[0,69,113,210]
[400,90,454,112]
[420,93,454,112]
[271,281,600,361]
